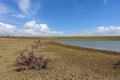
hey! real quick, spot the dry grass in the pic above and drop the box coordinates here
[113,59,120,69]
[0,37,120,80]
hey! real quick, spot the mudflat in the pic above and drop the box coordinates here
[0,37,120,80]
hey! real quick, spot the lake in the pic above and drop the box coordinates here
[58,40,120,52]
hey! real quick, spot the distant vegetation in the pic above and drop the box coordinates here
[45,36,120,40]
[0,36,120,40]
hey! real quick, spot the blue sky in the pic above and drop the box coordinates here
[0,0,120,36]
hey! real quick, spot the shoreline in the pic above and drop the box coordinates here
[48,41,120,55]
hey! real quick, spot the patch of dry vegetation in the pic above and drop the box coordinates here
[14,40,50,72]
[114,59,120,68]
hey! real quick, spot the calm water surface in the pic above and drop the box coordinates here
[59,40,120,52]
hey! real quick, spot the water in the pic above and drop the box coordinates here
[58,40,120,52]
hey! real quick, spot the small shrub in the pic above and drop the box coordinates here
[14,40,50,72]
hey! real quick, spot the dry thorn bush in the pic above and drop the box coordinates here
[14,40,51,72]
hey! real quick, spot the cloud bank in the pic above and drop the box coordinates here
[81,26,120,36]
[0,22,120,36]
[0,21,63,36]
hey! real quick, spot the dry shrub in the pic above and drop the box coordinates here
[14,40,50,72]
[113,59,120,69]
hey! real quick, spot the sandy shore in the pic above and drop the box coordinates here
[0,37,120,80]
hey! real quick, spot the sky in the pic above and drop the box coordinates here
[0,0,120,36]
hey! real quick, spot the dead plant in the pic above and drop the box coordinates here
[14,40,50,72]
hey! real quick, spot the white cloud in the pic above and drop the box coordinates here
[16,0,41,16]
[0,21,63,36]
[81,26,120,36]
[0,22,16,35]
[24,20,36,29]
[39,24,51,32]
[12,14,26,18]
[17,0,30,15]
[23,20,63,36]
[96,26,120,32]
[0,3,9,14]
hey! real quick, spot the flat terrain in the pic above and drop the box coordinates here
[0,37,120,80]
[42,36,120,40]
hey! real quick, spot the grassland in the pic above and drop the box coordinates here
[41,36,120,40]
[0,37,120,80]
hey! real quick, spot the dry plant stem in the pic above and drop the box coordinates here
[14,40,50,72]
